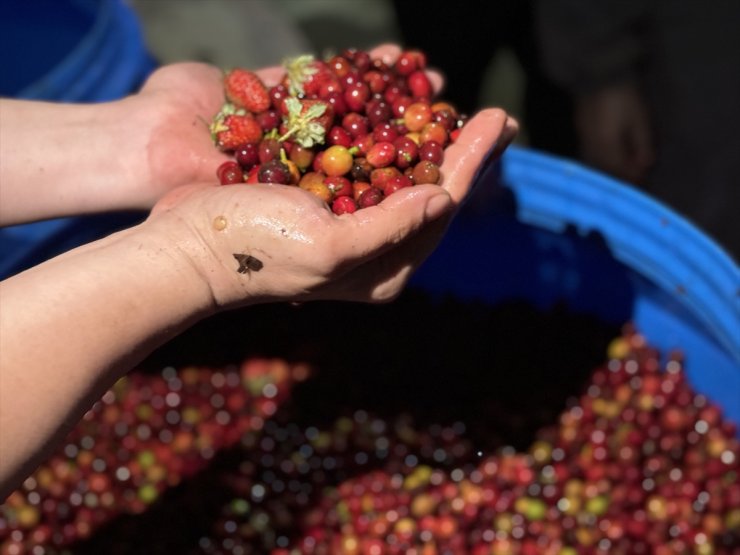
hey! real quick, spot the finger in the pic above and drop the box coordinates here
[336,184,453,260]
[368,43,402,65]
[439,108,509,204]
[255,66,285,88]
[143,62,221,94]
[317,209,451,303]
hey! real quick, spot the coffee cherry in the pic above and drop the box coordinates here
[328,126,353,148]
[419,141,444,165]
[383,174,413,196]
[404,102,433,132]
[419,122,449,146]
[393,136,419,170]
[321,145,354,177]
[366,142,396,169]
[407,70,433,99]
[217,161,243,185]
[342,113,369,139]
[255,110,280,132]
[412,161,441,185]
[289,144,315,171]
[331,195,357,215]
[258,159,291,184]
[258,138,281,164]
[358,186,383,208]
[344,82,370,113]
[372,122,398,143]
[234,143,259,170]
[324,176,353,198]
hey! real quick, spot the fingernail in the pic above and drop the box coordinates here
[425,193,452,221]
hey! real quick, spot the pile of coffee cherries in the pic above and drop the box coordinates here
[212,48,466,215]
[0,358,309,554]
[1,325,738,554]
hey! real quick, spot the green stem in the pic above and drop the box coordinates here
[278,125,299,143]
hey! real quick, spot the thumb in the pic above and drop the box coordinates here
[336,185,453,261]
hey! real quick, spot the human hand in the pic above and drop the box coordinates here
[117,63,277,209]
[146,106,511,308]
[575,82,655,185]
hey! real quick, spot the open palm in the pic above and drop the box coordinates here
[122,62,285,210]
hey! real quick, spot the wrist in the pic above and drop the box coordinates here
[121,217,219,321]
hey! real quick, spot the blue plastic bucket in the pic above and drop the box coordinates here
[412,145,740,425]
[0,0,155,279]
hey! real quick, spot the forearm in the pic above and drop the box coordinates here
[0,98,147,225]
[0,222,214,497]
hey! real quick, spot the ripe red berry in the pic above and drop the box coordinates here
[352,181,372,202]
[327,55,352,78]
[216,161,243,185]
[383,174,414,196]
[323,92,348,117]
[258,138,281,164]
[328,126,353,148]
[407,70,433,99]
[363,70,389,94]
[224,68,270,113]
[256,110,281,132]
[392,95,413,118]
[370,166,402,190]
[373,122,398,143]
[234,143,259,169]
[419,141,444,165]
[331,195,357,215]
[393,136,419,169]
[351,133,375,156]
[342,113,369,138]
[269,84,289,113]
[366,142,396,168]
[258,159,291,184]
[324,176,352,198]
[395,50,426,76]
[358,186,383,208]
[211,111,263,151]
[365,99,392,128]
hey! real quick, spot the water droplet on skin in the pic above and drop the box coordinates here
[213,216,228,231]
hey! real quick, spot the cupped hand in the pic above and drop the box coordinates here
[147,106,514,308]
[121,63,280,209]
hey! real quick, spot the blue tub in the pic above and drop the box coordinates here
[412,146,740,425]
[0,0,155,279]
